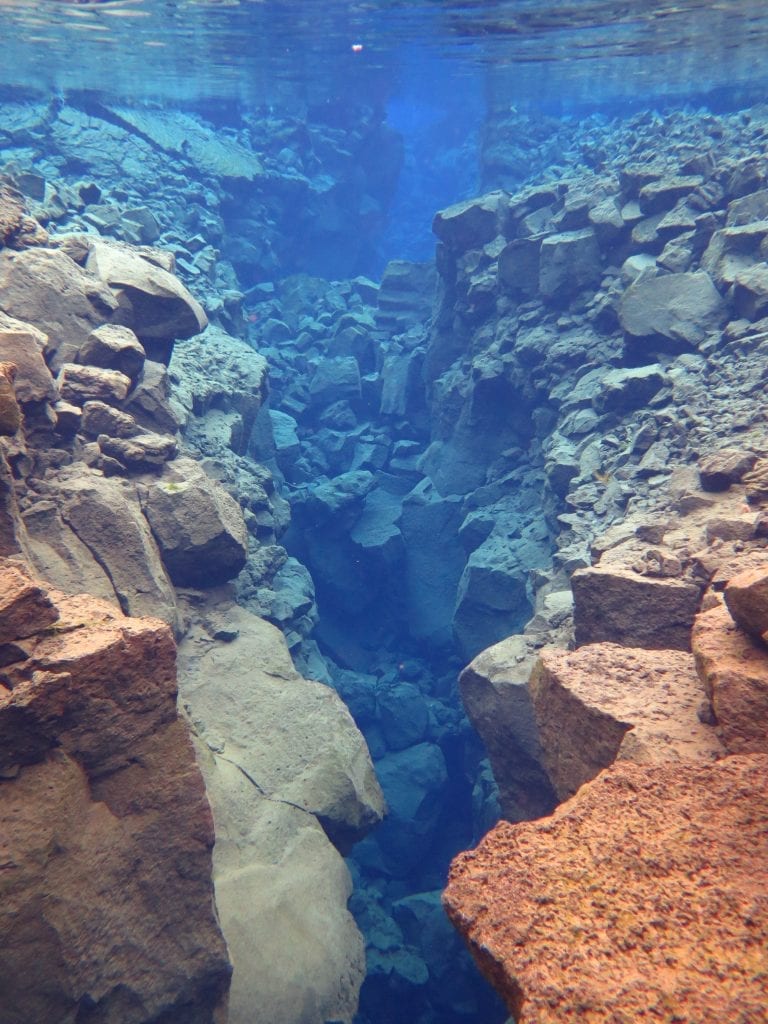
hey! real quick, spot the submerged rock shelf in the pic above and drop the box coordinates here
[1,86,768,1024]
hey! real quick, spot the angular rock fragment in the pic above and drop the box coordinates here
[444,756,768,1024]
[0,567,230,1022]
[699,447,758,491]
[619,269,726,351]
[86,238,207,360]
[432,193,505,251]
[141,458,248,587]
[78,322,146,380]
[0,561,58,643]
[529,643,723,800]
[81,400,139,439]
[693,602,768,754]
[0,312,56,406]
[538,228,602,301]
[0,362,21,436]
[572,565,703,650]
[57,363,131,404]
[98,431,178,472]
[724,566,768,640]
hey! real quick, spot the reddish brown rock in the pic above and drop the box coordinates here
[572,565,703,650]
[0,311,57,407]
[693,602,768,754]
[0,561,58,644]
[529,643,723,800]
[724,565,768,640]
[698,447,758,491]
[444,756,768,1024]
[0,561,230,1022]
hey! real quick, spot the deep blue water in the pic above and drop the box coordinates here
[3,3,768,1024]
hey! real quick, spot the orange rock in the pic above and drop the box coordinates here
[444,756,768,1024]
[529,643,723,800]
[693,602,768,754]
[0,562,230,1021]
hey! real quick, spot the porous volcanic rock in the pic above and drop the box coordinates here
[0,563,230,1023]
[529,643,724,800]
[444,755,768,1024]
[692,601,768,754]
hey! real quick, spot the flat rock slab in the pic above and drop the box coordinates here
[529,643,724,800]
[693,602,768,755]
[618,270,726,349]
[444,755,768,1024]
[572,565,703,650]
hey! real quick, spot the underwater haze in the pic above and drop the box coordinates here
[2,2,768,1024]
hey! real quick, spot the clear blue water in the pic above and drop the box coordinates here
[3,3,768,1024]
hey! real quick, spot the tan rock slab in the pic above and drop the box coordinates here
[0,311,56,406]
[444,755,768,1024]
[725,564,768,639]
[529,643,724,800]
[693,602,768,754]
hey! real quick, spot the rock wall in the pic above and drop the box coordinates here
[440,105,768,1021]
[0,179,384,1023]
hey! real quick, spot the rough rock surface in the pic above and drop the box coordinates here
[529,643,724,800]
[572,565,702,650]
[0,562,230,1024]
[693,601,768,755]
[140,458,248,587]
[178,601,385,1024]
[724,565,768,639]
[458,635,556,820]
[444,756,768,1024]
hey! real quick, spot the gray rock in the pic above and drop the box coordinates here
[86,238,207,359]
[141,458,248,587]
[619,270,726,351]
[592,364,667,415]
[459,635,556,820]
[733,264,768,320]
[54,466,177,626]
[638,175,704,214]
[78,323,146,380]
[377,683,430,752]
[0,247,119,368]
[498,236,541,297]
[539,228,602,301]
[98,432,178,472]
[700,219,768,288]
[81,400,139,439]
[309,357,361,409]
[432,193,505,251]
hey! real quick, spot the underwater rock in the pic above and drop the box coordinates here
[0,362,21,437]
[50,466,178,626]
[0,312,56,408]
[458,635,556,821]
[529,643,723,801]
[140,458,248,588]
[0,247,119,368]
[57,363,132,405]
[619,269,726,352]
[700,219,768,288]
[0,564,230,1024]
[98,430,178,473]
[176,601,383,1023]
[538,227,602,301]
[85,238,207,361]
[698,447,758,491]
[724,565,768,640]
[77,322,146,381]
[432,193,505,252]
[169,325,268,457]
[444,755,768,1024]
[572,566,702,651]
[693,601,768,755]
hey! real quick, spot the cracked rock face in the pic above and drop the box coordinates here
[177,598,385,1024]
[0,561,230,1024]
